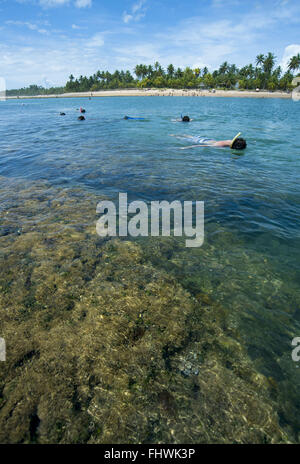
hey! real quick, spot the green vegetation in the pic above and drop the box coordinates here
[65,53,298,92]
[6,53,300,96]
[0,179,296,443]
[6,85,65,97]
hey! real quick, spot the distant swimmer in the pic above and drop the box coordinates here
[60,112,66,116]
[78,115,85,121]
[182,115,190,122]
[170,132,247,150]
[124,115,145,120]
[172,114,193,122]
[80,107,86,113]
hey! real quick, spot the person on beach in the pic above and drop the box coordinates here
[170,132,247,150]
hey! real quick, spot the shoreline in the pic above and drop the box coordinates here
[6,88,292,100]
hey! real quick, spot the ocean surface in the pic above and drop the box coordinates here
[0,96,300,443]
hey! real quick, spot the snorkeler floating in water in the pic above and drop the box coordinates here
[170,132,247,150]
[181,115,190,122]
[80,107,86,113]
[172,114,193,122]
[124,115,145,120]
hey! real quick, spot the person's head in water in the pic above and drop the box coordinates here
[231,137,247,150]
[78,115,85,121]
[182,115,190,122]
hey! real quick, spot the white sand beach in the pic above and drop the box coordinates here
[6,88,292,100]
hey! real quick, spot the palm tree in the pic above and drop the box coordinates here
[219,61,229,75]
[256,54,265,67]
[273,66,282,79]
[288,54,300,74]
[239,66,248,78]
[175,67,183,78]
[263,52,276,75]
[134,64,143,80]
[154,61,161,74]
[154,64,164,77]
[194,68,201,78]
[247,64,255,79]
[229,64,238,75]
[167,64,175,78]
[147,65,154,78]
[125,70,134,83]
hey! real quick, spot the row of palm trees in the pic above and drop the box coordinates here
[7,52,300,96]
[64,52,300,93]
[6,84,65,97]
[65,69,135,93]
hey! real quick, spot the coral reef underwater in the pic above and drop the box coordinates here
[0,178,296,443]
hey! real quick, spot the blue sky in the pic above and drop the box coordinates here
[1,0,300,89]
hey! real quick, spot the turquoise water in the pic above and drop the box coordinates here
[0,96,300,442]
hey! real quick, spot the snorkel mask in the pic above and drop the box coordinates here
[230,132,242,149]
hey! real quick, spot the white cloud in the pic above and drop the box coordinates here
[123,0,146,23]
[153,17,253,71]
[22,0,92,7]
[5,20,49,34]
[71,24,87,30]
[74,0,92,7]
[1,36,107,88]
[151,2,300,71]
[39,0,70,6]
[132,0,146,14]
[85,33,104,47]
[280,44,300,71]
[211,0,241,7]
[122,13,133,24]
[114,43,159,62]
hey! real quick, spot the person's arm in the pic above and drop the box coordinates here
[180,140,231,150]
[180,144,211,150]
